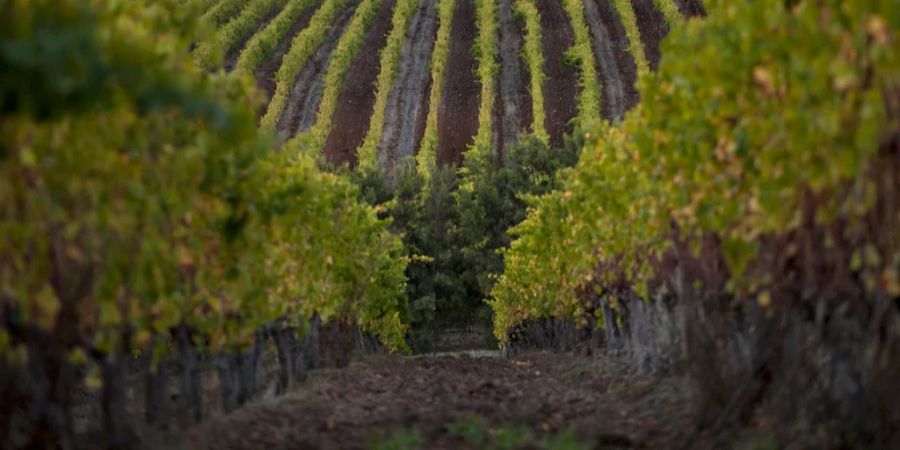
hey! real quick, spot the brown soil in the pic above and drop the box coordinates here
[411,74,432,163]
[675,0,706,18]
[631,0,669,71]
[322,0,398,168]
[378,0,439,174]
[592,0,639,118]
[278,3,359,141]
[436,0,479,167]
[535,0,579,149]
[495,0,533,162]
[187,353,700,450]
[254,5,319,103]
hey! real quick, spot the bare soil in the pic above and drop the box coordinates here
[584,0,638,122]
[630,0,668,71]
[278,2,360,141]
[378,0,439,174]
[255,5,319,104]
[535,0,579,148]
[323,0,399,168]
[186,353,700,450]
[675,0,706,18]
[436,0,479,167]
[495,0,533,162]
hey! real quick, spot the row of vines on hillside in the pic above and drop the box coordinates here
[468,0,498,161]
[235,0,322,74]
[652,0,683,28]
[301,0,386,153]
[356,0,420,171]
[514,0,548,146]
[196,0,289,68]
[416,0,456,181]
[203,0,251,26]
[561,0,602,128]
[611,0,648,74]
[261,0,350,130]
[1,0,409,447]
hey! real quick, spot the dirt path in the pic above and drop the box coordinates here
[378,0,438,174]
[188,353,697,450]
[323,0,398,168]
[583,0,631,122]
[631,0,668,71]
[436,0,479,167]
[495,0,532,161]
[277,1,360,141]
[535,0,578,149]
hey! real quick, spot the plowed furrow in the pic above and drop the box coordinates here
[254,5,319,105]
[436,0,479,166]
[495,0,532,159]
[278,2,360,141]
[377,0,439,173]
[322,0,397,167]
[631,0,668,71]
[535,0,578,148]
[583,0,629,121]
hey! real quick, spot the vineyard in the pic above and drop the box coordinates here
[2,0,899,449]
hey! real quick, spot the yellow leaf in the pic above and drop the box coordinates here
[752,65,774,96]
[866,15,889,45]
[758,291,772,309]
[85,373,103,391]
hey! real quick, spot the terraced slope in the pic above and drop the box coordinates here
[207,0,695,173]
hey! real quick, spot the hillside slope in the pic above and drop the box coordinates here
[208,0,687,171]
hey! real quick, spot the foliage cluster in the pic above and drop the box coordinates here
[0,0,409,387]
[491,0,900,340]
[357,135,579,331]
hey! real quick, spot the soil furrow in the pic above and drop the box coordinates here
[583,0,631,121]
[254,5,319,103]
[631,0,668,71]
[436,0,479,166]
[277,2,360,141]
[377,0,439,174]
[594,0,640,115]
[535,0,578,149]
[675,0,705,17]
[495,0,532,161]
[323,0,398,168]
